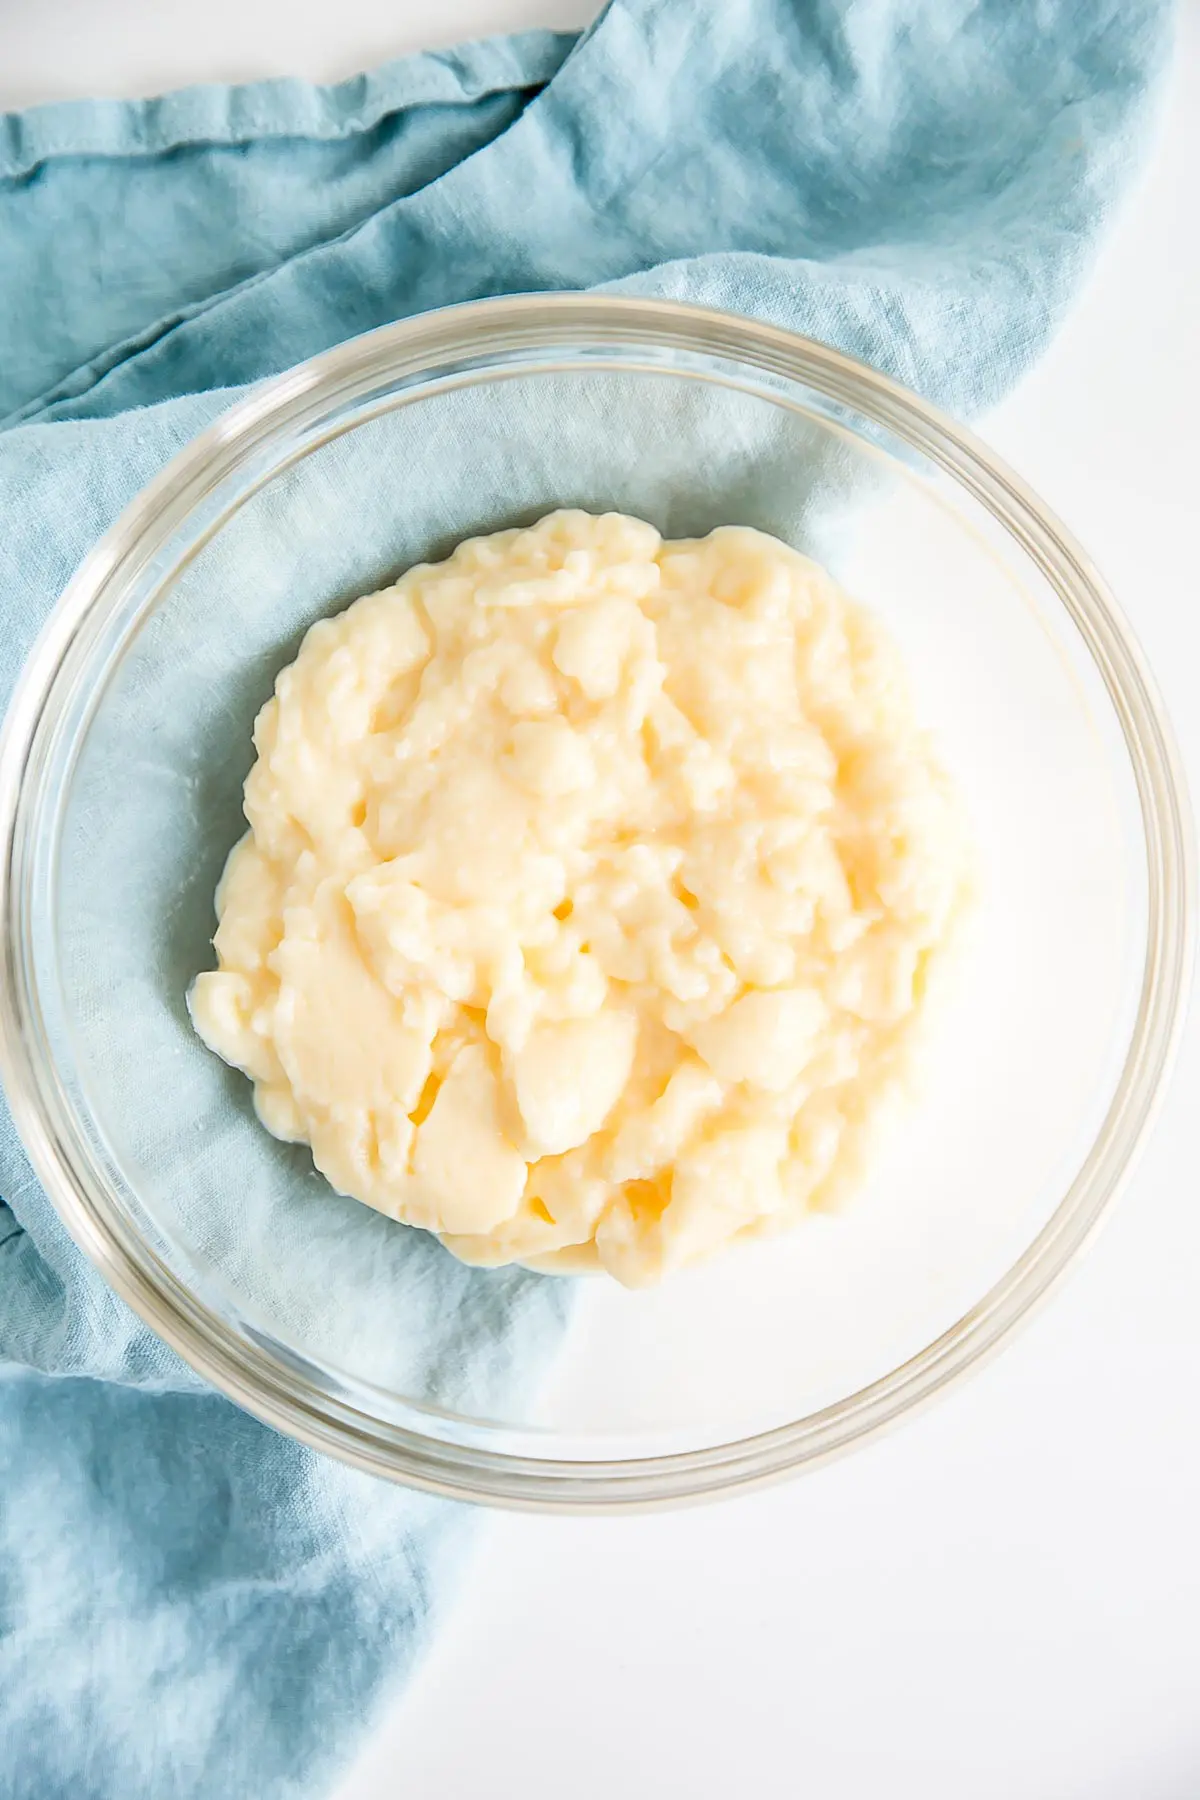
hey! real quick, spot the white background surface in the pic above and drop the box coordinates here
[4,3,1199,1796]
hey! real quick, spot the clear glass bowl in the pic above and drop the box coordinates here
[0,296,1192,1508]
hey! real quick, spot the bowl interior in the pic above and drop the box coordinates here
[35,339,1149,1470]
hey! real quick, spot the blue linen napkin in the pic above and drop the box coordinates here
[0,2,1170,1794]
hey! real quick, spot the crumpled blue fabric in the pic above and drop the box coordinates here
[0,2,1171,1795]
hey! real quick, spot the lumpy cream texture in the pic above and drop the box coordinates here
[190,511,966,1286]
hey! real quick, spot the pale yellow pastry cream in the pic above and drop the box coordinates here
[190,511,966,1286]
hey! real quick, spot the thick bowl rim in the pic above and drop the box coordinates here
[0,293,1193,1510]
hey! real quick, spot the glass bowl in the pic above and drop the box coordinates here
[0,296,1191,1509]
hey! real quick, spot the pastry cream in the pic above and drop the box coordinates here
[190,511,966,1285]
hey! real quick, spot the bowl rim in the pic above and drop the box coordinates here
[0,292,1193,1510]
